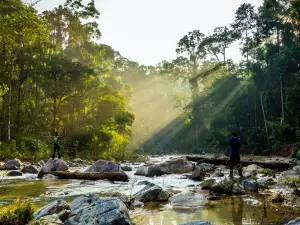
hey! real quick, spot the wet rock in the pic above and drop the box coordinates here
[270,193,284,203]
[212,172,225,177]
[211,178,233,194]
[170,192,207,208]
[191,168,206,181]
[242,179,259,192]
[286,217,300,225]
[136,180,156,186]
[38,159,68,178]
[121,165,132,171]
[158,157,194,174]
[0,158,22,170]
[21,165,39,174]
[66,194,132,225]
[7,170,23,176]
[85,159,122,173]
[28,214,64,225]
[196,163,215,172]
[133,184,170,202]
[179,221,213,225]
[39,160,45,167]
[201,179,216,190]
[134,165,165,177]
[279,170,299,180]
[34,199,70,220]
[232,183,245,194]
[109,192,131,206]
[257,177,276,188]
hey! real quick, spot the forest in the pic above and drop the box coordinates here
[1,0,300,161]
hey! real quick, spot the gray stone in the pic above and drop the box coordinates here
[156,190,172,201]
[133,184,162,202]
[134,165,165,177]
[7,170,22,176]
[1,158,22,170]
[136,180,156,186]
[286,217,300,225]
[66,194,132,225]
[191,168,206,181]
[28,214,64,225]
[197,163,215,172]
[211,178,233,193]
[109,192,131,206]
[212,172,225,177]
[158,157,194,174]
[179,221,213,225]
[242,179,259,192]
[121,165,132,171]
[38,159,68,178]
[244,164,263,174]
[201,179,216,190]
[34,199,70,220]
[21,165,39,174]
[85,159,122,173]
[170,192,207,208]
[232,183,245,194]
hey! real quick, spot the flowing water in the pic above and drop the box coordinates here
[0,156,299,225]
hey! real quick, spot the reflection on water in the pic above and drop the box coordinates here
[132,196,296,225]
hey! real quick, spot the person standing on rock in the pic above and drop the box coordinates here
[48,132,64,160]
[229,132,243,179]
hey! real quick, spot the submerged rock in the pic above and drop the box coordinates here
[0,158,22,170]
[136,180,156,186]
[28,214,64,225]
[7,170,23,176]
[21,165,39,174]
[170,192,207,209]
[85,159,122,173]
[34,199,70,221]
[65,194,132,225]
[38,159,68,178]
[134,165,165,177]
[180,221,213,225]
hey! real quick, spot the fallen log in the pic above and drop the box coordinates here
[186,156,291,170]
[43,171,129,182]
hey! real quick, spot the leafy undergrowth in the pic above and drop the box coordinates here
[281,177,300,188]
[0,199,35,225]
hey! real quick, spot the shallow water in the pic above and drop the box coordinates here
[0,155,299,224]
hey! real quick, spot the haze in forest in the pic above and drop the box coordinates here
[31,0,262,65]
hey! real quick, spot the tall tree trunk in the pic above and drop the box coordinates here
[53,95,57,133]
[8,78,12,141]
[260,92,269,143]
[280,78,284,121]
[16,84,21,134]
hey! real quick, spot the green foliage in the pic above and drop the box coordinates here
[260,169,276,177]
[281,177,300,188]
[0,199,34,225]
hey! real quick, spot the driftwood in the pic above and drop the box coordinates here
[186,156,291,170]
[46,171,129,182]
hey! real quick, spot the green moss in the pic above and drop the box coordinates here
[261,169,276,177]
[281,177,300,187]
[0,199,35,225]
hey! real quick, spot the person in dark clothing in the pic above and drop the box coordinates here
[229,132,243,179]
[48,132,64,159]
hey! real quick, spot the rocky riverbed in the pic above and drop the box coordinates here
[1,155,300,224]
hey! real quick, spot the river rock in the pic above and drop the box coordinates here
[133,184,170,202]
[279,170,300,180]
[134,165,165,177]
[212,171,225,177]
[108,192,131,206]
[242,179,259,192]
[197,163,215,172]
[38,159,68,178]
[121,165,132,171]
[244,164,263,174]
[34,199,70,221]
[211,178,233,193]
[21,165,39,174]
[7,170,23,176]
[137,180,156,186]
[84,159,122,173]
[191,167,206,181]
[0,158,22,170]
[286,217,300,225]
[170,192,207,208]
[270,193,284,203]
[180,221,213,225]
[232,183,245,194]
[65,194,132,225]
[158,157,194,174]
[201,179,216,190]
[257,177,276,188]
[28,214,64,225]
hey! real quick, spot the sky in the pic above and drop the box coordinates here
[28,0,262,66]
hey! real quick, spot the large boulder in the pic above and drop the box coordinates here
[7,170,23,176]
[133,184,171,202]
[286,217,300,225]
[21,165,39,174]
[242,179,259,192]
[180,221,213,225]
[134,165,165,177]
[34,199,70,221]
[84,159,122,173]
[170,192,207,209]
[38,159,68,178]
[65,194,132,225]
[28,214,64,225]
[191,167,206,181]
[158,157,194,174]
[0,158,22,170]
